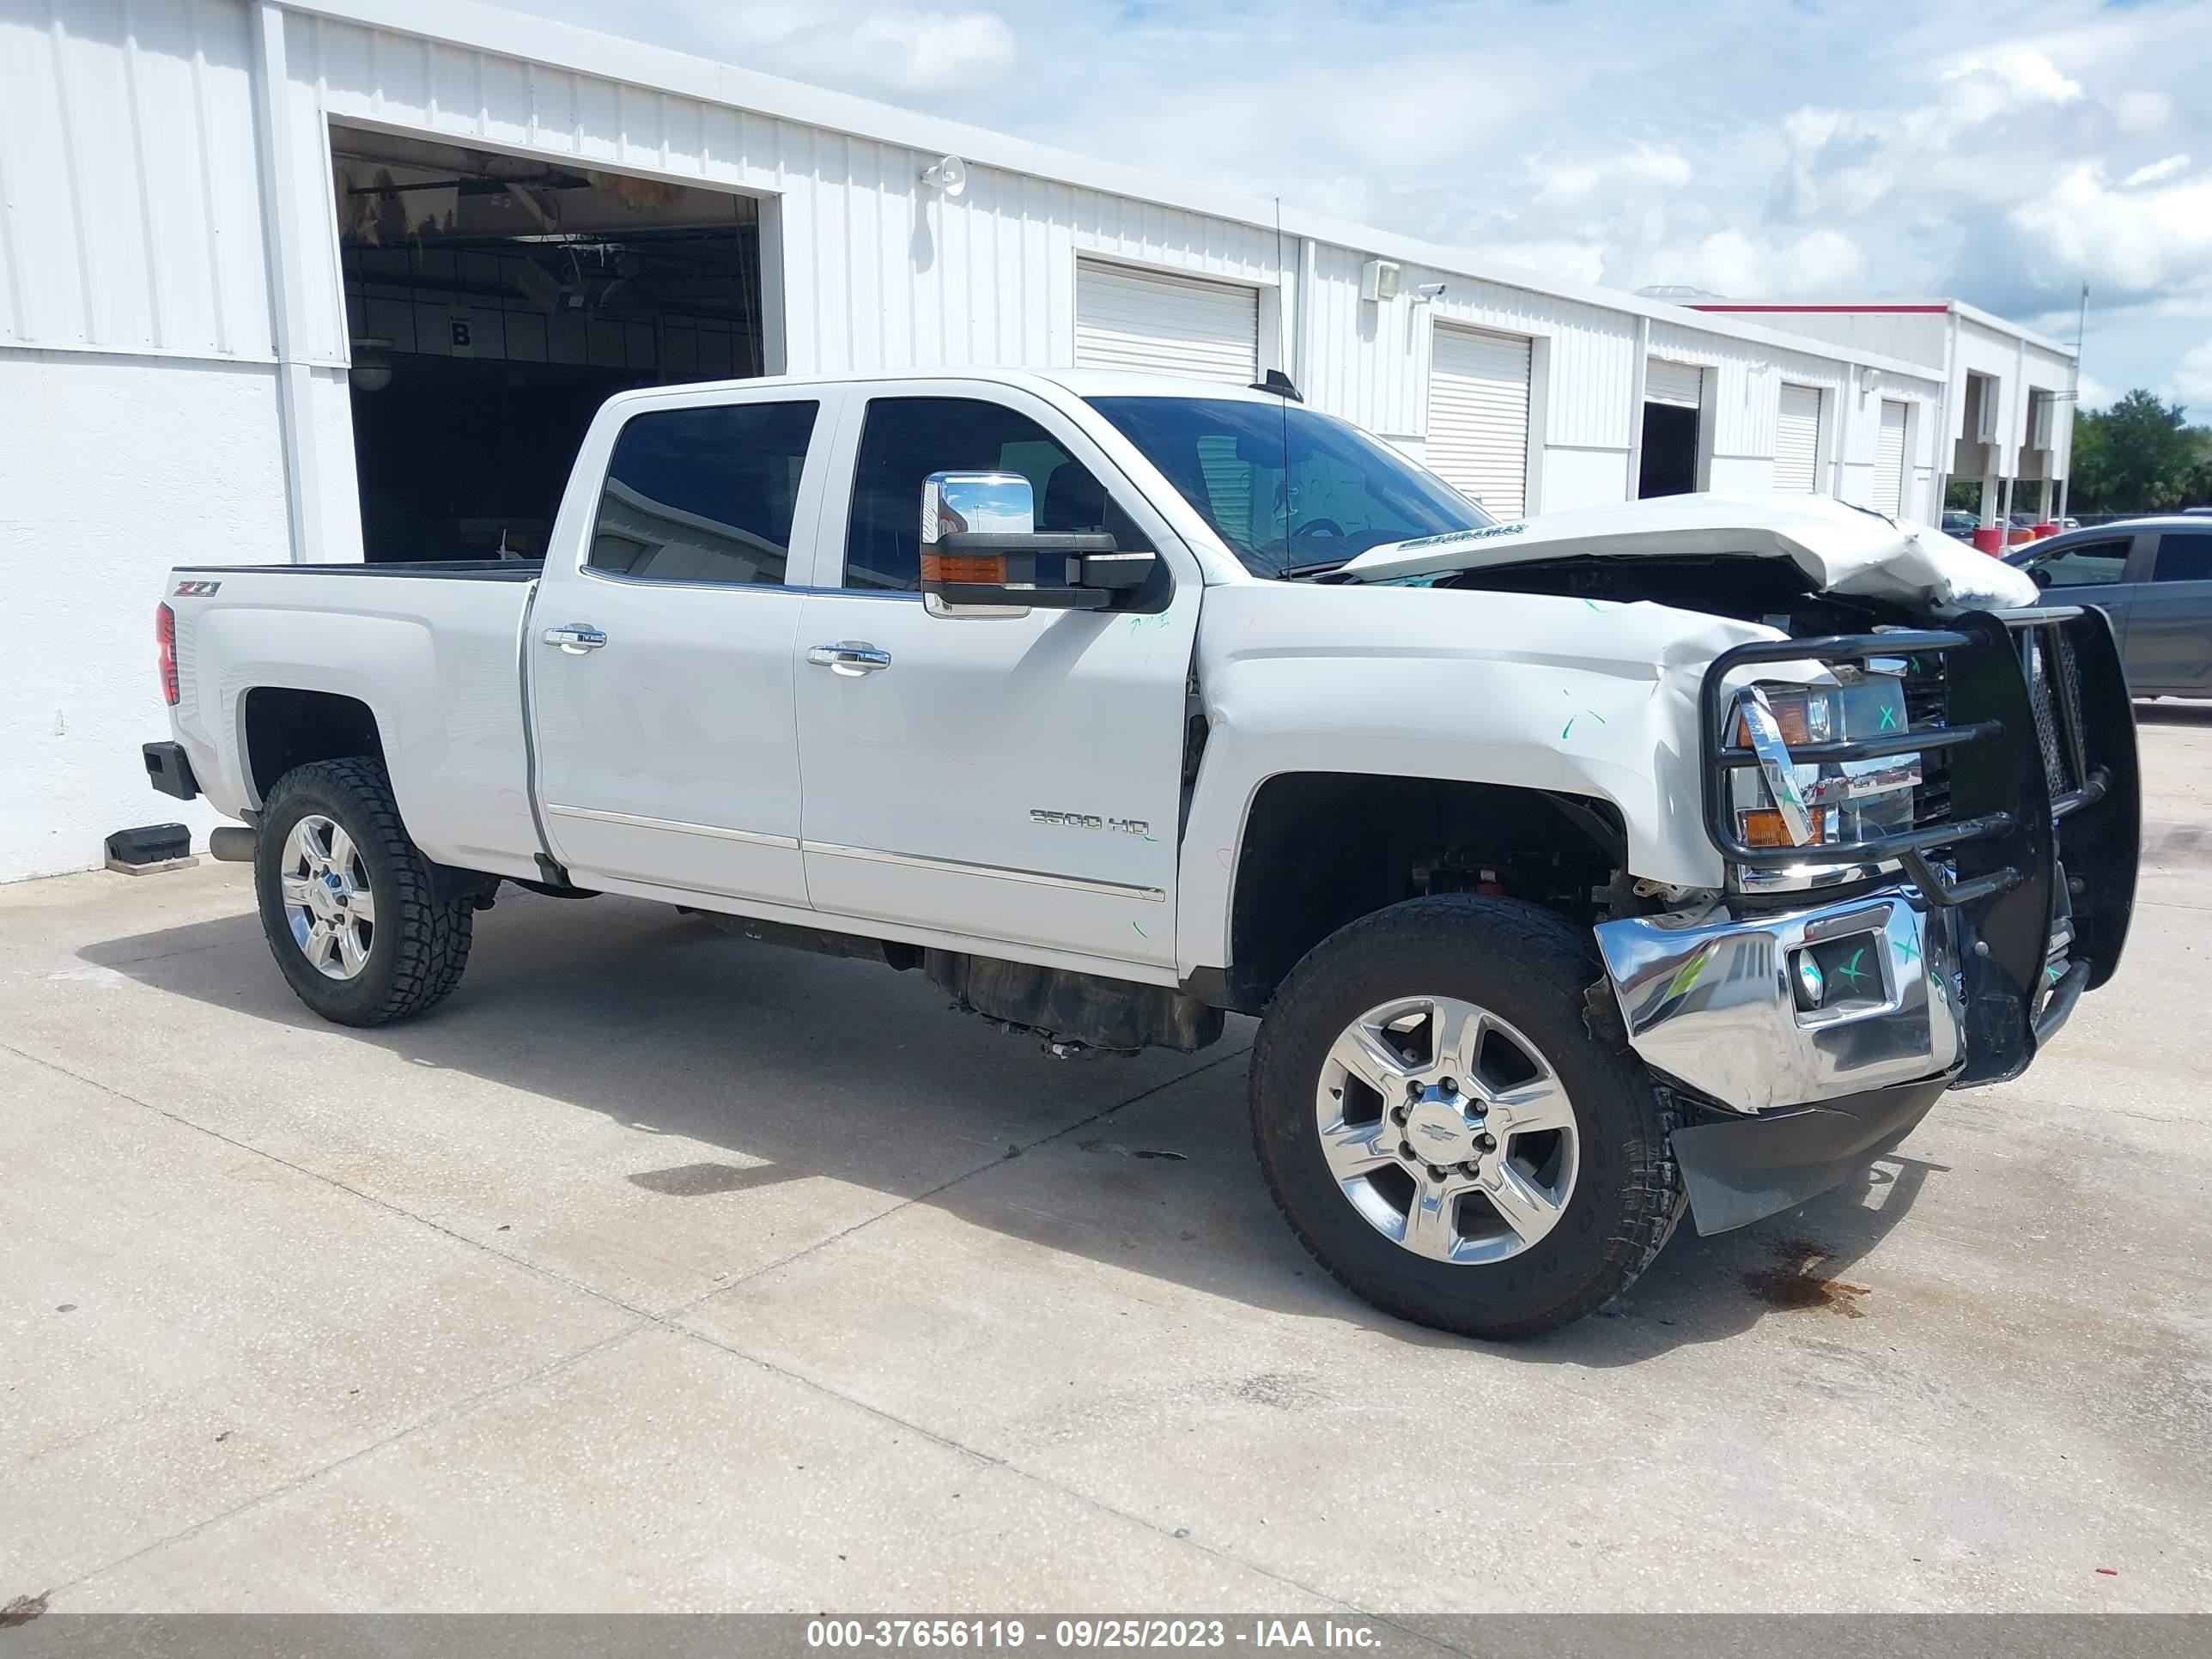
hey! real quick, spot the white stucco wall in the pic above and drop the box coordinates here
[3,352,292,879]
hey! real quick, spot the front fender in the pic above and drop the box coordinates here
[1174,581,1778,974]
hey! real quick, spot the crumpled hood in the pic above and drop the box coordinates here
[1340,490,2041,611]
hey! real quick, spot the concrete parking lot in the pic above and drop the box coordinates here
[4,708,2209,1617]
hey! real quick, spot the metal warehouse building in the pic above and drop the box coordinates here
[2,0,2073,882]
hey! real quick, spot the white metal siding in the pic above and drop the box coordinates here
[1874,399,1907,516]
[1644,359,1703,408]
[1426,326,1530,519]
[1073,261,1258,384]
[1774,385,1822,493]
[0,0,274,358]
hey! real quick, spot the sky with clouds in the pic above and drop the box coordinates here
[510,0,2212,413]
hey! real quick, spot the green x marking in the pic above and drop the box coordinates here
[1836,946,1869,988]
[1879,705,1899,731]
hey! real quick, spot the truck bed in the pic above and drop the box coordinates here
[161,562,544,880]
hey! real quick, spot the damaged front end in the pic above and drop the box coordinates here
[1595,602,2139,1235]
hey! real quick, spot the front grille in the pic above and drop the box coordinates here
[1905,652,1952,833]
[1702,609,2099,908]
[2021,622,2090,799]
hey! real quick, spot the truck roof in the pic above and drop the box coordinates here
[599,366,1297,407]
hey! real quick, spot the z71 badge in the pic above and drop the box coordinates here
[173,580,222,597]
[1030,809,1149,836]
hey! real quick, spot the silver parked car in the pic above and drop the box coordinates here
[2007,515,2212,696]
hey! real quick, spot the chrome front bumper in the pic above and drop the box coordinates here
[1594,887,1963,1115]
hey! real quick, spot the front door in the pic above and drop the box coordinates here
[2019,532,2140,671]
[792,387,1200,969]
[530,392,830,906]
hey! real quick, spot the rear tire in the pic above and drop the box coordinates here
[253,757,475,1027]
[1249,895,1681,1340]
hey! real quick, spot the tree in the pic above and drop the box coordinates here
[2069,391,2210,514]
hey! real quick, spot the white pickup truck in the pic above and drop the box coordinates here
[144,368,2141,1338]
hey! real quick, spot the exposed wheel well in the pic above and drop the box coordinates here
[1218,773,1625,1014]
[243,689,386,804]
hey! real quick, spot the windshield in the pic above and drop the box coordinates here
[1087,395,1491,577]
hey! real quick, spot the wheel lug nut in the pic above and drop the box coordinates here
[1440,1077,1456,1095]
[1426,1164,1447,1181]
[1477,1133,1497,1152]
[1400,1141,1416,1159]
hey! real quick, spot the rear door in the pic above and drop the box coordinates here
[528,388,834,906]
[2125,530,2212,695]
[791,382,1200,969]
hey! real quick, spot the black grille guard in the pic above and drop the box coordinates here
[1698,605,2141,1085]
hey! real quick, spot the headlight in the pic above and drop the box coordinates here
[1728,670,1917,855]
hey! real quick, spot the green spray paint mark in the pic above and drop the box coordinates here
[1894,934,1922,969]
[1561,718,1575,739]
[1879,705,1899,731]
[1664,955,1706,1001]
[1584,599,1603,612]
[1132,921,1149,939]
[1836,947,1869,988]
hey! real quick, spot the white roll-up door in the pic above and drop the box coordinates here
[1774,384,1822,493]
[1074,262,1260,386]
[1426,327,1532,519]
[1644,359,1704,408]
[1873,399,1908,516]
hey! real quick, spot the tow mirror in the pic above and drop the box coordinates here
[920,471,1157,617]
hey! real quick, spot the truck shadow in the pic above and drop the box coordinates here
[82,888,1940,1366]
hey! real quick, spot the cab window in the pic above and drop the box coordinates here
[842,397,1145,592]
[587,401,818,585]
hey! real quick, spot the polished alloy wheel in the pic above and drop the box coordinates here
[279,813,375,981]
[1315,994,1580,1264]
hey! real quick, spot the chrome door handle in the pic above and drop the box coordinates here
[543,623,608,654]
[806,641,891,675]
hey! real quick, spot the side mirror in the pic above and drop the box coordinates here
[920,471,1156,617]
[2029,565,2052,588]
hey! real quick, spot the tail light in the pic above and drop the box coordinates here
[156,603,179,706]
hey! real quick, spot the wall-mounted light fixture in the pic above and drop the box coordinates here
[921,155,968,197]
[1359,258,1401,302]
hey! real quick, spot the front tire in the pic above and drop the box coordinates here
[253,757,475,1027]
[1250,895,1680,1340]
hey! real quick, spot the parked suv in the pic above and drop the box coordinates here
[2008,516,2212,696]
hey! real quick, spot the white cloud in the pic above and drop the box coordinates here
[2167,339,2212,409]
[2011,163,2212,293]
[1534,146,1692,204]
[1939,46,2081,106]
[2123,154,2191,188]
[2115,90,2173,133]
